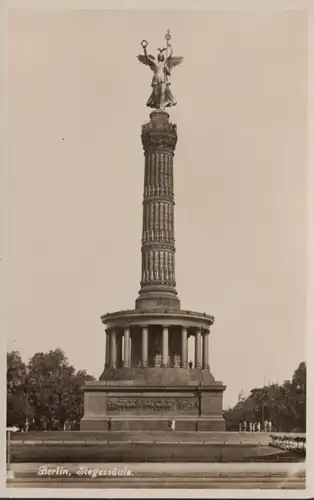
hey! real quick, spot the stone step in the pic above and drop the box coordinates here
[11,439,267,446]
[11,431,275,444]
[7,475,306,490]
[12,467,306,479]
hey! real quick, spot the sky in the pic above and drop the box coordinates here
[6,8,307,408]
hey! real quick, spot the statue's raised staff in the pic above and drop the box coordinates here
[137,30,183,110]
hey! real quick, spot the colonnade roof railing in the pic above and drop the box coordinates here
[101,309,214,319]
[101,309,215,329]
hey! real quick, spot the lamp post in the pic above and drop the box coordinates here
[7,426,19,480]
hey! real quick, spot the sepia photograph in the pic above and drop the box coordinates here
[3,0,309,494]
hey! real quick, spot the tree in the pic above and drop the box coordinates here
[7,348,95,430]
[290,362,306,431]
[223,362,306,432]
[7,351,27,428]
[27,348,96,430]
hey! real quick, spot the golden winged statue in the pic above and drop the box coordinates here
[137,30,183,110]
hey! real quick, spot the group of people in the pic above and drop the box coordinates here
[239,420,273,432]
[270,435,306,454]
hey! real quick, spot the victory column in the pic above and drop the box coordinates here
[81,31,226,431]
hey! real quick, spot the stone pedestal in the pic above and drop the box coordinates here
[81,368,225,431]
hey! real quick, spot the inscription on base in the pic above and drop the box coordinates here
[107,398,199,412]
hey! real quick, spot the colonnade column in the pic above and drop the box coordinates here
[129,337,132,366]
[117,333,123,368]
[203,329,210,369]
[110,330,117,368]
[181,327,188,368]
[195,328,202,368]
[141,326,148,367]
[105,329,110,368]
[124,327,130,367]
[105,324,210,370]
[162,326,169,367]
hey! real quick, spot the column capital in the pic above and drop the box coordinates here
[141,115,177,153]
[188,326,202,336]
[107,327,120,334]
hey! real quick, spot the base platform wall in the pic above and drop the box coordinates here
[80,417,225,431]
[80,382,225,431]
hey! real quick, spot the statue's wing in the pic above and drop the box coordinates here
[137,54,156,71]
[167,56,184,70]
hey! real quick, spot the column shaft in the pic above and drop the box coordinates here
[105,330,110,368]
[141,326,148,367]
[129,336,132,366]
[110,330,117,369]
[117,333,123,368]
[203,330,210,369]
[162,326,169,367]
[181,327,188,368]
[124,327,130,367]
[195,329,202,368]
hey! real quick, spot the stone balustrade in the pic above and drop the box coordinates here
[269,435,306,454]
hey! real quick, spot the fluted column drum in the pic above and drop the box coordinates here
[136,110,180,312]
